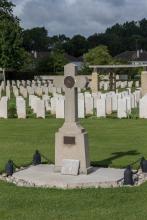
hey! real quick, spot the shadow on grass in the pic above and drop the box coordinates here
[91,150,140,167]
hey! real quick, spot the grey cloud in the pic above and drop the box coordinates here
[12,0,147,36]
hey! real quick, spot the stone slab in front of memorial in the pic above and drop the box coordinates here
[61,159,80,175]
[54,63,92,174]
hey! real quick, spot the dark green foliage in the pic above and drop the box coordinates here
[23,27,49,52]
[0,0,29,84]
[87,19,147,56]
[8,102,16,118]
[63,35,88,57]
[35,50,68,74]
[0,0,15,20]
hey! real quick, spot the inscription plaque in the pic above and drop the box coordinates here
[64,136,75,145]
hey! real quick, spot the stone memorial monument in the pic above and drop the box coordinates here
[54,63,92,174]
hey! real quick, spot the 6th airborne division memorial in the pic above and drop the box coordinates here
[54,63,92,175]
[12,63,125,189]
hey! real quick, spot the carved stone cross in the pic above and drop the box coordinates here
[54,63,88,123]
[54,63,92,175]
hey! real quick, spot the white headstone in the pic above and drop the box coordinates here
[117,98,127,118]
[85,95,93,115]
[96,98,106,117]
[36,100,45,118]
[106,96,112,115]
[78,94,85,118]
[16,97,26,119]
[139,95,147,118]
[0,97,8,119]
[56,97,65,118]
[112,94,117,111]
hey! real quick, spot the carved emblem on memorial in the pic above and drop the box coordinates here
[64,76,75,88]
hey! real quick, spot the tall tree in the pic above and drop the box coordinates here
[0,0,27,86]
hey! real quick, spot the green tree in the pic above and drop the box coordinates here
[35,50,68,75]
[0,0,27,86]
[84,45,112,65]
[0,0,15,20]
[63,35,88,57]
[52,50,68,73]
[48,34,69,51]
[23,27,49,52]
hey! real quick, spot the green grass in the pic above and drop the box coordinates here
[0,118,146,170]
[0,181,147,220]
[1,118,147,220]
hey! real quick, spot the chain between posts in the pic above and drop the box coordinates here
[3,151,52,174]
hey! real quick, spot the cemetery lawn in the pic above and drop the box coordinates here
[1,118,147,219]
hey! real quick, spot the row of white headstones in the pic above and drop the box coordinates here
[1,88,147,119]
[0,79,140,100]
[99,80,139,90]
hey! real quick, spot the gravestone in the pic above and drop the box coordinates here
[36,100,45,118]
[106,96,112,115]
[56,97,65,118]
[92,92,101,108]
[85,94,94,115]
[117,98,127,118]
[0,97,8,119]
[126,96,131,115]
[16,97,26,119]
[139,95,147,118]
[78,93,85,118]
[50,97,56,114]
[96,98,106,117]
[31,96,40,113]
[54,63,92,174]
[112,94,117,111]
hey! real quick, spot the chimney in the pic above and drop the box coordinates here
[137,50,140,58]
[34,51,37,59]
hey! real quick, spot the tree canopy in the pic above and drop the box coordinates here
[23,27,49,52]
[0,0,27,68]
[0,0,29,84]
[0,0,15,19]
[35,50,68,74]
[22,18,147,59]
[84,45,112,65]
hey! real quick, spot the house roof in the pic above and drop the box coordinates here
[115,50,147,61]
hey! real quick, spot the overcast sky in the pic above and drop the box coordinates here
[12,0,147,37]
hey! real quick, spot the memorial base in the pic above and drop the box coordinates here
[54,122,92,175]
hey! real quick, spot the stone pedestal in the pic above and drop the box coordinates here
[141,71,147,96]
[91,70,99,93]
[55,122,92,174]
